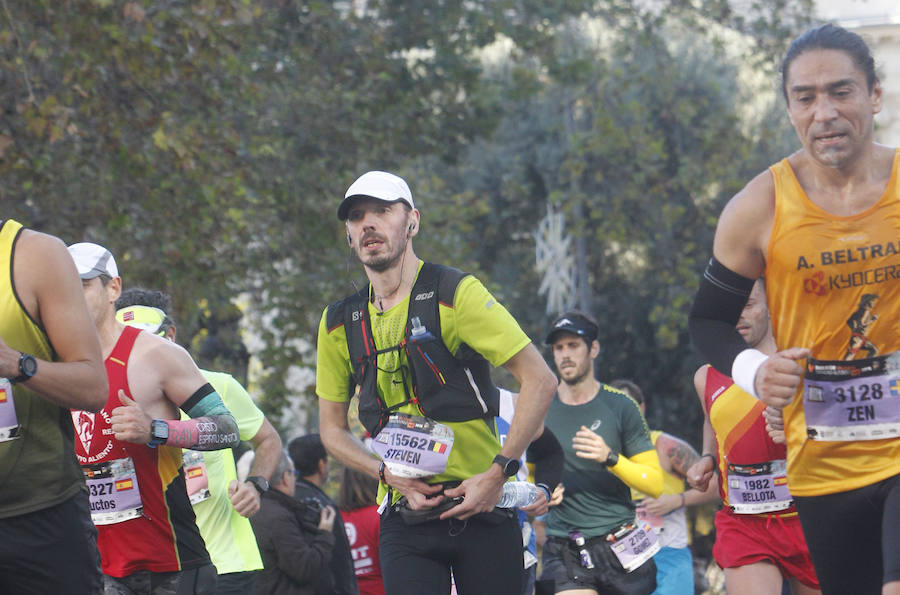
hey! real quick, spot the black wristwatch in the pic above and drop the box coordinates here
[492,454,520,478]
[11,352,37,384]
[147,419,169,448]
[246,475,269,494]
[605,450,620,467]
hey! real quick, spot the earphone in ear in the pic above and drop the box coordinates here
[408,223,414,234]
[347,233,352,247]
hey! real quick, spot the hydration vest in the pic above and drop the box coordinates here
[326,262,500,437]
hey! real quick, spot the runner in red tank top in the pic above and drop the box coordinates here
[68,242,240,594]
[688,280,819,595]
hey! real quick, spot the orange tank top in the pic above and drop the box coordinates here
[766,150,900,497]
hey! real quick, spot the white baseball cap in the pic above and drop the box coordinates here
[67,242,119,280]
[337,170,415,221]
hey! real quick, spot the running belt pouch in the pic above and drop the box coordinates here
[561,538,589,582]
[397,497,461,525]
[470,506,515,526]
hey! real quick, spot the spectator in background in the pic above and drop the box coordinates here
[609,378,719,595]
[339,467,385,595]
[289,434,358,595]
[250,449,336,595]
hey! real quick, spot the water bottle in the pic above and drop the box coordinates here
[496,481,540,508]
[569,530,595,569]
[409,317,434,342]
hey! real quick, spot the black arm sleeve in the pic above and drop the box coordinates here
[526,427,564,491]
[688,258,755,375]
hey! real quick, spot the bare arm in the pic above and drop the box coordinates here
[640,424,719,515]
[318,398,442,510]
[686,366,718,491]
[112,340,237,449]
[442,343,557,519]
[318,398,379,477]
[247,418,282,481]
[497,344,557,462]
[0,231,106,411]
[711,171,773,279]
[229,418,283,518]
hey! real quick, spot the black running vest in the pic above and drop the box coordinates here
[326,263,500,436]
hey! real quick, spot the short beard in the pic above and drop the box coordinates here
[361,251,401,272]
[561,367,590,387]
[354,243,404,273]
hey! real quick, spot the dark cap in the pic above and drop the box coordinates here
[545,312,599,345]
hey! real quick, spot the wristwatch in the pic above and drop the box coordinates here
[492,454,520,478]
[11,352,37,384]
[147,419,169,448]
[605,450,620,467]
[246,475,269,494]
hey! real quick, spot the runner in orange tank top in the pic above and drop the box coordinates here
[688,24,900,595]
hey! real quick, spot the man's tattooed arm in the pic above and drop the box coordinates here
[659,433,701,478]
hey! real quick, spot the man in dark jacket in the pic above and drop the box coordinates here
[289,434,358,595]
[250,449,336,595]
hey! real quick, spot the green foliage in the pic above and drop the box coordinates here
[418,8,807,444]
[0,0,812,443]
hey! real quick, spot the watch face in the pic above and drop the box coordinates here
[20,354,37,377]
[493,454,520,477]
[505,459,520,477]
[152,420,169,440]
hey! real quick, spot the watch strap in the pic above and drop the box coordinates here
[246,475,269,494]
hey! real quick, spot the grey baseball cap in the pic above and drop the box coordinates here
[67,242,119,280]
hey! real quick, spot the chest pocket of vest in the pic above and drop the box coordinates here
[405,334,499,423]
[332,263,501,436]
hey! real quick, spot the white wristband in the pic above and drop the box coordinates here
[731,348,768,399]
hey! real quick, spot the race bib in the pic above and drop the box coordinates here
[727,459,791,514]
[608,522,660,573]
[82,457,143,525]
[183,450,210,505]
[804,354,900,441]
[0,379,19,442]
[371,413,454,478]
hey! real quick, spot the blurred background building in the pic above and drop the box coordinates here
[822,0,900,145]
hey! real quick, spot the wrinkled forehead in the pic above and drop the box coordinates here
[785,48,865,89]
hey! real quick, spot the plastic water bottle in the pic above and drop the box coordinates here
[496,481,540,508]
[409,317,434,342]
[569,530,595,569]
